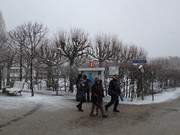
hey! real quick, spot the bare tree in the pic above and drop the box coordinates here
[150,57,180,89]
[0,11,7,62]
[27,22,47,96]
[88,34,120,67]
[9,25,29,81]
[10,22,47,96]
[119,45,147,64]
[36,40,66,94]
[55,28,90,92]
[0,11,7,89]
[3,42,17,86]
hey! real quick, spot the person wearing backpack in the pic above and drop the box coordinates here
[89,78,108,118]
[76,74,89,112]
[105,75,121,112]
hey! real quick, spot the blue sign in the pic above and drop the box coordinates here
[132,59,147,64]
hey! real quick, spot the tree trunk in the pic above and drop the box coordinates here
[64,77,67,92]
[141,73,144,100]
[35,70,39,84]
[20,44,23,81]
[47,65,53,90]
[69,60,74,92]
[24,66,29,82]
[30,55,34,96]
[54,76,59,96]
[6,64,11,86]
[152,81,154,101]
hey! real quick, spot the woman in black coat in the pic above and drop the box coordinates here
[90,78,107,118]
[76,74,89,112]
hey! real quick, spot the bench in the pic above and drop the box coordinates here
[6,81,25,96]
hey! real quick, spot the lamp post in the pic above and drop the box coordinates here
[0,64,2,90]
[56,47,61,95]
[138,65,144,100]
[151,71,154,101]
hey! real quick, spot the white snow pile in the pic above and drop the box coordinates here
[0,92,74,110]
[1,87,180,111]
[118,87,180,105]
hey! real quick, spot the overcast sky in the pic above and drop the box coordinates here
[0,0,180,57]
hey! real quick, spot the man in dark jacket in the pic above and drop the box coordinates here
[105,75,121,112]
[76,74,89,112]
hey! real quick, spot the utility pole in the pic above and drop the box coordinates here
[151,71,154,101]
[138,65,144,100]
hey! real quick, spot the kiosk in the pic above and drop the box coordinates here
[78,67,105,85]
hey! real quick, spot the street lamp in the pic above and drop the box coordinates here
[138,65,144,73]
[151,71,154,101]
[138,65,144,100]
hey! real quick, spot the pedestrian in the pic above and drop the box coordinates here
[90,78,108,118]
[76,73,82,101]
[105,75,121,112]
[86,78,92,102]
[76,74,89,112]
[76,73,82,90]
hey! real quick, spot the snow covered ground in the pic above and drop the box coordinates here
[0,87,180,111]
[117,87,180,105]
[0,92,75,111]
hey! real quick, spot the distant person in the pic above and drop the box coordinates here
[76,73,82,101]
[87,73,94,102]
[90,78,107,118]
[105,75,121,112]
[76,74,89,112]
[86,78,92,102]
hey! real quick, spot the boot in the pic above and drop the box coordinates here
[113,109,120,112]
[102,114,108,118]
[76,104,83,112]
[105,105,108,111]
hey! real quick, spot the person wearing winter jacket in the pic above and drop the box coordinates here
[76,74,89,112]
[105,75,121,112]
[90,78,107,118]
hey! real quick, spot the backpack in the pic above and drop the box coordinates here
[76,80,87,102]
[108,81,113,96]
[79,80,88,93]
[108,88,112,96]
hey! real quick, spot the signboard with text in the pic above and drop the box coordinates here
[132,59,147,64]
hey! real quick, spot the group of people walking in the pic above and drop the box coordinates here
[76,74,122,118]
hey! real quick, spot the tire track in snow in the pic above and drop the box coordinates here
[0,104,42,131]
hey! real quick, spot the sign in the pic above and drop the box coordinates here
[138,65,144,73]
[78,67,105,85]
[88,61,95,68]
[132,59,147,64]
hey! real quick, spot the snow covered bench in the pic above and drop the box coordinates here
[6,81,25,96]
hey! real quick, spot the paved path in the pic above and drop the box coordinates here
[0,98,180,135]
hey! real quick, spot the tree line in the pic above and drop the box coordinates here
[1,12,180,96]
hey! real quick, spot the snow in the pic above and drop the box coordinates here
[0,92,74,111]
[117,87,180,105]
[1,87,180,111]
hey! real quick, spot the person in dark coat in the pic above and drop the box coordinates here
[105,75,121,112]
[76,73,82,90]
[76,73,82,101]
[76,74,89,112]
[90,78,107,118]
[86,78,92,102]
